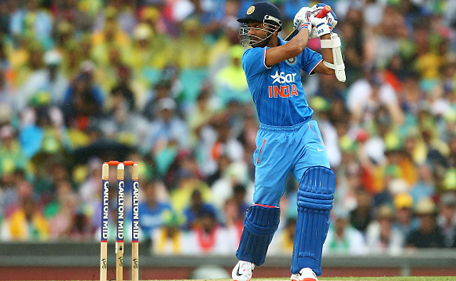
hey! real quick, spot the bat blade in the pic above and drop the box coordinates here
[285,5,332,41]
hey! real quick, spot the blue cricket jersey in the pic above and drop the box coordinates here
[242,38,323,126]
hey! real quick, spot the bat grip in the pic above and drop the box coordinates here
[315,5,331,18]
[285,5,331,41]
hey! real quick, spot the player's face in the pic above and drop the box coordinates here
[247,22,268,47]
[239,20,276,48]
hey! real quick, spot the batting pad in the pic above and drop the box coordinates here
[291,166,335,275]
[236,205,280,266]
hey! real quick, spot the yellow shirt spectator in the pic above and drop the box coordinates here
[170,173,212,214]
[91,19,131,67]
[8,197,49,241]
[175,18,209,69]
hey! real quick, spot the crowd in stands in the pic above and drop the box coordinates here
[0,0,455,256]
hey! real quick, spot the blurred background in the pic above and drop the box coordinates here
[0,0,456,280]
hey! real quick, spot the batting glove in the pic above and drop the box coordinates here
[312,3,338,29]
[310,15,332,37]
[293,7,312,33]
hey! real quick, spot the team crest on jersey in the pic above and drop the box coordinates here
[286,57,297,65]
[247,6,255,15]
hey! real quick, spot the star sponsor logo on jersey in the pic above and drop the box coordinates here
[270,71,297,84]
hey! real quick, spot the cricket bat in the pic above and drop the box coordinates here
[285,5,332,41]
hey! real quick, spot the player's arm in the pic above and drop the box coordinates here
[265,28,310,67]
[313,33,334,75]
[310,5,346,82]
[264,7,318,67]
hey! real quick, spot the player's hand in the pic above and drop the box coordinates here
[312,3,338,29]
[293,7,312,33]
[309,15,331,37]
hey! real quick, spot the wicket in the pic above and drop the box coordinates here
[100,161,140,281]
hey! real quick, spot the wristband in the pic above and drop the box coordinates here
[299,22,310,32]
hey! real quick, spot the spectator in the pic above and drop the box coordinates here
[403,129,427,166]
[323,208,367,255]
[152,212,184,255]
[447,136,456,167]
[409,164,436,204]
[0,71,15,108]
[437,192,456,247]
[210,161,251,210]
[138,180,174,239]
[169,168,212,215]
[398,71,424,115]
[0,125,29,178]
[269,217,297,255]
[334,163,362,213]
[93,3,137,35]
[19,91,69,158]
[366,204,405,255]
[186,88,218,147]
[142,79,173,122]
[347,69,403,127]
[1,169,35,219]
[106,65,137,111]
[79,158,104,223]
[181,210,230,255]
[141,97,189,156]
[137,8,174,69]
[45,180,88,239]
[364,4,407,68]
[7,195,49,241]
[183,189,218,230]
[407,198,445,248]
[17,49,68,109]
[91,13,131,67]
[10,0,54,49]
[201,117,244,176]
[15,45,45,110]
[33,158,71,202]
[213,45,250,106]
[51,0,93,33]
[62,70,104,131]
[100,80,148,146]
[175,17,209,69]
[222,197,244,251]
[392,193,419,238]
[350,187,373,234]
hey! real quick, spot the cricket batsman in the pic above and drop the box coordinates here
[231,2,345,281]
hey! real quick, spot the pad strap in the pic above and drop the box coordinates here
[320,36,341,48]
[323,60,345,71]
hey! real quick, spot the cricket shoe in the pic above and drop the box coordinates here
[290,267,318,281]
[232,260,255,281]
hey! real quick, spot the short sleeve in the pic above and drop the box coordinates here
[242,48,270,78]
[300,48,323,74]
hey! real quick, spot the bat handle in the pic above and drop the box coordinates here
[315,5,331,18]
[285,5,332,41]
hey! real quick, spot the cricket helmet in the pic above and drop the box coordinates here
[238,2,283,47]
